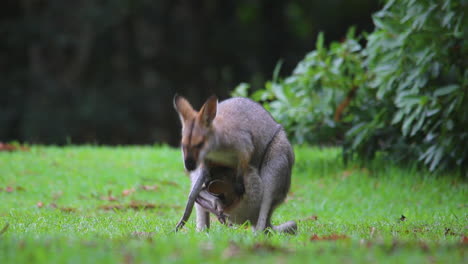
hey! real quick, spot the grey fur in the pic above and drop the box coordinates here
[174,96,297,234]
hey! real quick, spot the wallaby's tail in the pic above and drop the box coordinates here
[272,220,297,235]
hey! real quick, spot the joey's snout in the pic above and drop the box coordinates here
[184,157,197,171]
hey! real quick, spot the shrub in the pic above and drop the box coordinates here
[233,0,468,173]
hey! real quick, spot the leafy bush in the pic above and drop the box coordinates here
[234,0,468,173]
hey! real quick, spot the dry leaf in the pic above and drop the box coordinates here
[101,190,118,201]
[310,234,349,241]
[59,207,77,213]
[98,201,178,211]
[0,142,29,152]
[222,241,241,259]
[52,191,63,200]
[131,231,154,239]
[462,235,468,244]
[0,223,9,236]
[122,188,136,197]
[369,227,376,238]
[444,228,456,236]
[141,185,159,191]
[160,180,179,187]
[342,170,353,179]
[250,242,288,253]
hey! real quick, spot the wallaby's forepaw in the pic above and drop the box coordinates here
[175,219,186,232]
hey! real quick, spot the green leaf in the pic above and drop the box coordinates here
[434,84,459,97]
[231,83,250,97]
[272,60,283,83]
[352,127,368,149]
[316,32,325,52]
[271,83,288,103]
[429,146,443,171]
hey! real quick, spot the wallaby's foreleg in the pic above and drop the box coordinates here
[175,165,209,231]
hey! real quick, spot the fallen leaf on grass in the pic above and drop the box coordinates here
[222,241,242,259]
[37,202,76,212]
[250,242,289,254]
[141,185,159,191]
[123,253,134,264]
[127,201,156,210]
[0,223,9,236]
[444,228,457,236]
[462,236,468,244]
[300,215,318,221]
[160,180,179,187]
[0,142,29,152]
[310,234,349,241]
[131,231,154,239]
[52,191,63,200]
[101,190,118,201]
[122,188,136,196]
[369,227,376,238]
[99,201,179,211]
[59,207,77,213]
[342,170,353,179]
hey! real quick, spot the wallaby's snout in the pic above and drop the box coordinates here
[184,157,197,171]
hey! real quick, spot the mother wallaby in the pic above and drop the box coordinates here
[174,95,296,233]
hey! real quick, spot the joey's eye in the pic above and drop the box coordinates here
[194,142,204,149]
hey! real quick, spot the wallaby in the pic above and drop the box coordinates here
[173,95,297,234]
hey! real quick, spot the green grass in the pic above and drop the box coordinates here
[0,146,466,263]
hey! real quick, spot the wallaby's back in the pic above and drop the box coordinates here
[215,97,291,170]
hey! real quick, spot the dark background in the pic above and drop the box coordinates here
[0,0,380,146]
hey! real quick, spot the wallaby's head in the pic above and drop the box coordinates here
[173,95,218,171]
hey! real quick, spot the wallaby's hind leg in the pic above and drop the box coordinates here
[255,130,296,234]
[195,204,210,231]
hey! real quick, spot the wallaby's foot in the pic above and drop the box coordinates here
[273,221,297,235]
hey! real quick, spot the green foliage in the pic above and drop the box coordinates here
[239,29,367,145]
[235,0,468,173]
[365,0,468,171]
[0,146,466,263]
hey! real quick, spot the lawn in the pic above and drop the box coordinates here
[0,145,466,263]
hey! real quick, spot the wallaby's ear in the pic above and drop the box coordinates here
[198,95,218,127]
[173,94,196,124]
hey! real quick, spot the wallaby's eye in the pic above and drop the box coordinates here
[194,142,204,149]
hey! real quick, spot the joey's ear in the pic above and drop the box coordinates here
[173,94,196,123]
[198,95,218,127]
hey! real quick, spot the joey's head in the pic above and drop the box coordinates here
[173,94,218,171]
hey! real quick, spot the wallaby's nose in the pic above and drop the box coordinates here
[184,158,196,171]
